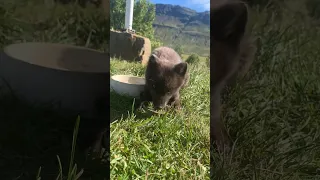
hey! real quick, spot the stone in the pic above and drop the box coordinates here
[110,30,151,65]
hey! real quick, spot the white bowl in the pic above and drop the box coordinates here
[110,75,145,98]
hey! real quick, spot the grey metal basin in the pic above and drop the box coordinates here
[0,42,109,118]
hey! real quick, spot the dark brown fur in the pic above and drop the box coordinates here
[210,0,256,152]
[141,47,189,109]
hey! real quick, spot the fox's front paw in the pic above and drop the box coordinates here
[172,99,181,110]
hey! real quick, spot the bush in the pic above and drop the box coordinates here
[110,0,163,49]
[186,53,200,64]
[174,44,183,56]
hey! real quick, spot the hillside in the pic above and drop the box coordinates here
[153,4,210,56]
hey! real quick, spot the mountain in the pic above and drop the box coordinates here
[153,4,210,56]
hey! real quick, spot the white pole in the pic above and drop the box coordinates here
[125,0,134,30]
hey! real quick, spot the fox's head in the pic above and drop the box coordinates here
[145,54,188,109]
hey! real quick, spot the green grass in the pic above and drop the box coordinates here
[212,1,320,179]
[181,53,208,62]
[110,57,210,179]
[2,0,320,179]
[153,25,210,56]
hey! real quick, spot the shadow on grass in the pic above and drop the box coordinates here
[0,90,109,179]
[110,91,155,123]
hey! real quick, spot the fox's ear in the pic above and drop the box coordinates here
[173,62,188,76]
[211,1,248,44]
[148,54,159,65]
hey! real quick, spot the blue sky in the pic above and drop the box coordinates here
[150,0,210,12]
